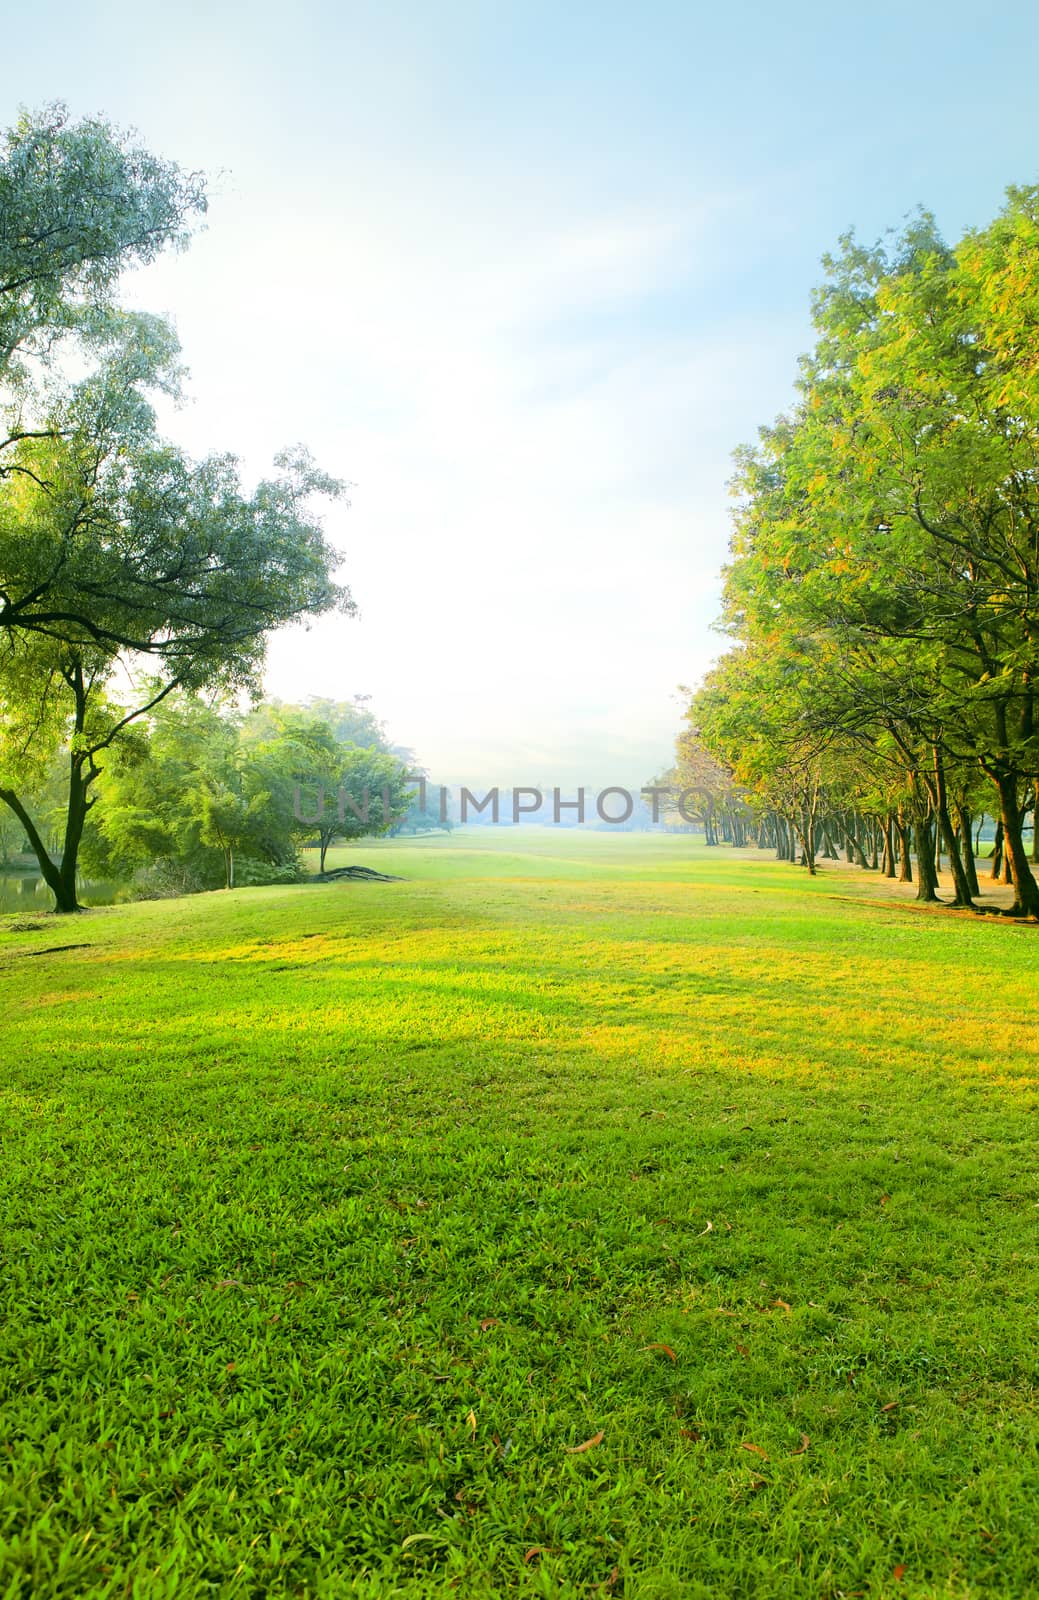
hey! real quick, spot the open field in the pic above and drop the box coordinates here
[1,830,1038,1598]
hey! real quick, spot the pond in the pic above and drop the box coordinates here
[0,873,130,915]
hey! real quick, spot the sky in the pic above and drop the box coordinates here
[7,1,1039,786]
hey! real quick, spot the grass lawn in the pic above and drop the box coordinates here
[1,829,1037,1598]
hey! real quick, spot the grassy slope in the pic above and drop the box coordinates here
[1,830,1037,1599]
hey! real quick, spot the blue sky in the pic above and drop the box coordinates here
[8,1,1039,784]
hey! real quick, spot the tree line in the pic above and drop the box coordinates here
[687,189,1039,919]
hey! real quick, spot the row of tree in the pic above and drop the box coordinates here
[688,188,1039,918]
[0,106,364,908]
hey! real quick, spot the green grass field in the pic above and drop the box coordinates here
[2,830,1037,1599]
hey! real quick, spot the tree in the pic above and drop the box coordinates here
[91,697,411,892]
[91,695,303,894]
[251,710,410,872]
[0,325,351,910]
[694,191,1039,918]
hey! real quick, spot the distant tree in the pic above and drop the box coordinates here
[94,695,300,892]
[249,709,410,871]
[390,770,455,834]
[93,697,411,890]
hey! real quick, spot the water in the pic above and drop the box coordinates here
[0,873,129,914]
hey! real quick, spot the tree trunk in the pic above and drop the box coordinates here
[881,814,896,878]
[842,815,856,864]
[896,805,913,883]
[990,820,1004,879]
[0,737,97,913]
[992,772,1039,917]
[956,805,980,898]
[929,749,975,909]
[911,795,939,903]
[56,754,93,913]
[0,787,79,911]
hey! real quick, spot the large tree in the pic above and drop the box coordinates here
[0,322,351,910]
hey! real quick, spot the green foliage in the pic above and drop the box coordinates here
[1,831,1038,1595]
[696,189,1039,913]
[91,694,410,892]
[0,101,205,381]
[0,106,352,909]
[244,706,410,871]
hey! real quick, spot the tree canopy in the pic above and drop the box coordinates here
[693,189,1039,916]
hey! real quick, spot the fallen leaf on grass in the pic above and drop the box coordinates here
[566,1430,604,1453]
[741,1442,769,1460]
[735,1342,749,1358]
[466,1409,477,1438]
[699,1220,714,1235]
[893,1564,906,1581]
[771,1298,792,1314]
[880,1400,900,1413]
[641,1343,677,1361]
[679,1428,702,1441]
[480,1318,500,1331]
[879,1194,891,1206]
[524,1548,545,1564]
[790,1433,810,1456]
